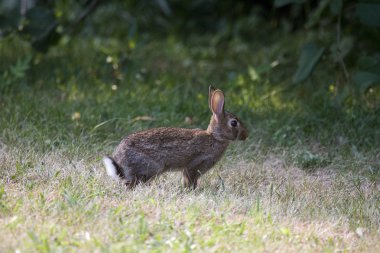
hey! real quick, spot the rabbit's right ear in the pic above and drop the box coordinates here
[210,90,225,122]
[208,85,216,110]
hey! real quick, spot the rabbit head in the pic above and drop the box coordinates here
[207,86,248,141]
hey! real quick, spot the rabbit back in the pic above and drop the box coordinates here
[112,127,229,174]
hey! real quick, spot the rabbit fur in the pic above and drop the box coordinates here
[103,86,248,189]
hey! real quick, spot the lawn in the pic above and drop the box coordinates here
[1,23,379,252]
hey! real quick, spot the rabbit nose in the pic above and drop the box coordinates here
[239,128,248,140]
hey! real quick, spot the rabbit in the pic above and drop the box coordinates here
[103,86,248,189]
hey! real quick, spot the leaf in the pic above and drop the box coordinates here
[24,6,60,52]
[352,71,380,92]
[330,36,354,63]
[132,116,154,122]
[329,0,342,15]
[9,56,32,79]
[31,27,60,52]
[356,55,380,73]
[274,0,305,8]
[154,0,172,16]
[248,66,260,81]
[305,0,330,29]
[293,43,324,83]
[0,1,21,34]
[25,6,56,36]
[357,56,379,69]
[355,3,380,27]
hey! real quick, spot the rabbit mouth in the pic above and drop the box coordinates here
[237,129,248,140]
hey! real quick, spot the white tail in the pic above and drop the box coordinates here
[103,156,119,180]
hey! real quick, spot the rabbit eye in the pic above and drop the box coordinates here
[230,119,238,127]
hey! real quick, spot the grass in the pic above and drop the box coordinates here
[1,23,379,252]
[1,149,379,252]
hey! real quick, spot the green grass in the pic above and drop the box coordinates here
[1,27,379,252]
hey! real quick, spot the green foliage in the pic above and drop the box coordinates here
[1,0,379,105]
[293,150,330,172]
[24,5,59,52]
[353,71,380,93]
[276,0,380,98]
[274,0,306,8]
[352,55,380,92]
[292,42,324,83]
[0,0,99,52]
[329,36,353,63]
[0,1,21,34]
[355,3,380,27]
[1,55,32,92]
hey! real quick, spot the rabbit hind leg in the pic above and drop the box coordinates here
[127,150,164,185]
[124,165,160,189]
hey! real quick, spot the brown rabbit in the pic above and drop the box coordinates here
[103,86,248,189]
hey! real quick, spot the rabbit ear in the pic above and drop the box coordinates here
[211,90,225,121]
[208,85,216,110]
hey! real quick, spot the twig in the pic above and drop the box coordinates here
[336,13,349,81]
